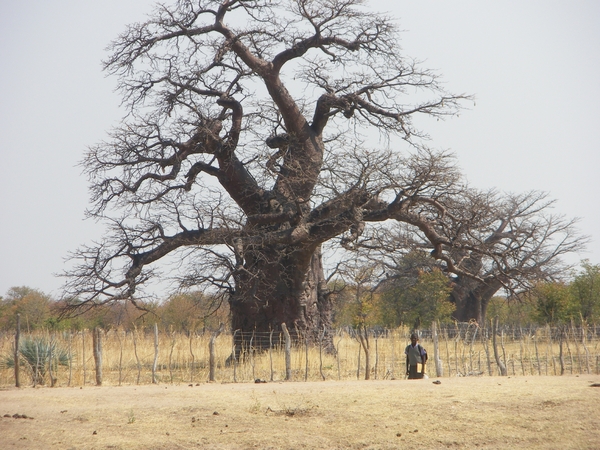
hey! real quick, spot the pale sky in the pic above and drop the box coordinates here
[1,0,598,298]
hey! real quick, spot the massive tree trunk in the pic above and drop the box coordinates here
[229,245,334,357]
[450,277,503,325]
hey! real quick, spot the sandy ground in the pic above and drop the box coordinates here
[1,375,599,449]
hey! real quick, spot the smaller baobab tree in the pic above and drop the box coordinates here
[446,191,587,324]
[358,186,588,325]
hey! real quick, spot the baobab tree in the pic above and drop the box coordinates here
[362,189,587,325]
[62,0,469,350]
[445,191,587,323]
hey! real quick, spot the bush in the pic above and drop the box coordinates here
[4,336,71,385]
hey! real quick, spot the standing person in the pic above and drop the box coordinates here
[405,333,427,379]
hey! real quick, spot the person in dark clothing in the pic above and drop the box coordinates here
[405,333,427,379]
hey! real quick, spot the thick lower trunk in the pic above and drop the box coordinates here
[450,277,502,325]
[228,245,334,359]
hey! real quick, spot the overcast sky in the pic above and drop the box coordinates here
[1,0,599,298]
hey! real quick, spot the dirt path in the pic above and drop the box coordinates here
[1,375,599,449]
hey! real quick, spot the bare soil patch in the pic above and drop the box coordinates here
[1,375,599,449]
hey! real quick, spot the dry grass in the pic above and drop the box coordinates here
[2,328,599,448]
[1,375,599,449]
[1,327,599,387]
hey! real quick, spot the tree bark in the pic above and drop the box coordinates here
[450,277,503,324]
[229,245,334,357]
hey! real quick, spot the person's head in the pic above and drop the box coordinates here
[410,333,418,345]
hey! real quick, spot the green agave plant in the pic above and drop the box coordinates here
[5,337,72,385]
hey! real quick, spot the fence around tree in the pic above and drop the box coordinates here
[1,322,599,387]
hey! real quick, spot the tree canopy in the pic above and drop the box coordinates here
[370,190,587,324]
[61,0,586,345]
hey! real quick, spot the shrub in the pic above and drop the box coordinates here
[4,336,71,385]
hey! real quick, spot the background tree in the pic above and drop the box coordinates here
[377,250,435,328]
[0,287,52,332]
[570,261,600,323]
[531,281,577,325]
[357,189,587,325]
[53,296,157,331]
[485,295,537,327]
[336,260,383,380]
[344,262,384,329]
[445,191,586,324]
[158,291,229,333]
[62,0,468,350]
[381,269,453,330]
[330,280,355,328]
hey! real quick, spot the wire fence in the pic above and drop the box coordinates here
[1,323,599,387]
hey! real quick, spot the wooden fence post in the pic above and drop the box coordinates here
[336,332,342,381]
[374,335,379,380]
[117,329,124,386]
[189,332,195,383]
[14,313,21,388]
[581,320,591,374]
[390,329,396,380]
[571,321,582,374]
[48,333,57,387]
[533,334,541,376]
[33,340,39,388]
[357,326,370,380]
[269,329,275,382]
[168,330,176,384]
[232,330,239,383]
[500,329,508,374]
[356,340,361,380]
[132,328,142,385]
[432,320,443,377]
[319,327,326,381]
[250,331,256,381]
[559,327,565,375]
[565,327,574,374]
[68,332,73,387]
[547,324,556,376]
[482,323,491,376]
[152,323,159,384]
[492,317,507,376]
[469,325,478,375]
[82,329,86,386]
[454,324,460,376]
[518,330,526,376]
[209,324,224,382]
[93,328,102,386]
[445,328,453,377]
[282,323,292,381]
[304,331,309,382]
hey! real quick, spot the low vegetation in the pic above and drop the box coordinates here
[2,324,598,388]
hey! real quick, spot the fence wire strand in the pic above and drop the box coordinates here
[1,324,599,387]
